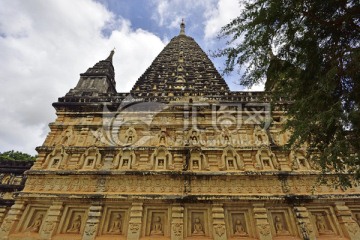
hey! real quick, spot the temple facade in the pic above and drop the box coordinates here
[1,22,360,240]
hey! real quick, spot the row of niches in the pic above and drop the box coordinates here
[38,145,314,172]
[12,203,360,239]
[48,125,290,149]
[0,174,24,186]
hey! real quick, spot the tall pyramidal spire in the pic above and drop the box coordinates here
[130,21,229,98]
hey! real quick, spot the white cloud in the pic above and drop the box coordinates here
[0,0,165,155]
[204,0,243,39]
[151,0,217,29]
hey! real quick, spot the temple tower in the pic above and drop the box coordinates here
[1,21,360,240]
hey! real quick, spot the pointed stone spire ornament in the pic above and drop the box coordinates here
[180,18,185,35]
[106,48,115,62]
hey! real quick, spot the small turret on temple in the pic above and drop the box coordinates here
[67,49,117,96]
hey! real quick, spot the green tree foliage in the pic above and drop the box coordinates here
[218,0,360,186]
[0,150,36,161]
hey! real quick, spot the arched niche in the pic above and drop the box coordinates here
[190,148,209,171]
[123,127,138,146]
[76,146,102,170]
[253,125,270,146]
[255,147,279,170]
[113,149,137,170]
[149,147,174,170]
[219,147,244,171]
[290,149,311,170]
[43,145,69,169]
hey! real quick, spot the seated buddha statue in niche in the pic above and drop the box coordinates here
[108,214,122,234]
[67,215,82,233]
[151,216,163,235]
[192,217,204,235]
[27,214,44,233]
[274,216,289,235]
[234,219,247,236]
[316,214,333,234]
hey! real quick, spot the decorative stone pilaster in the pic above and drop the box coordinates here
[0,200,26,239]
[253,203,272,240]
[171,205,184,240]
[334,202,360,240]
[127,202,143,240]
[293,206,316,240]
[212,204,227,240]
[39,201,64,239]
[83,204,103,240]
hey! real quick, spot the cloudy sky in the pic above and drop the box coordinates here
[0,0,263,156]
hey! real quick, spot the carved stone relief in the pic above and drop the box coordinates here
[100,207,128,236]
[155,129,174,147]
[272,214,290,236]
[186,128,204,146]
[187,210,208,237]
[16,205,48,234]
[123,127,138,146]
[192,217,205,235]
[310,211,336,236]
[67,214,82,233]
[217,127,233,146]
[107,213,123,234]
[143,207,168,237]
[25,213,44,233]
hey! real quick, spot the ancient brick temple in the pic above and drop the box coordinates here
[1,21,360,240]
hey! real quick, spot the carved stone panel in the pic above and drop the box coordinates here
[17,205,48,233]
[143,207,169,237]
[58,206,87,235]
[225,207,256,239]
[268,209,298,238]
[185,208,210,238]
[309,209,339,237]
[100,206,129,236]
